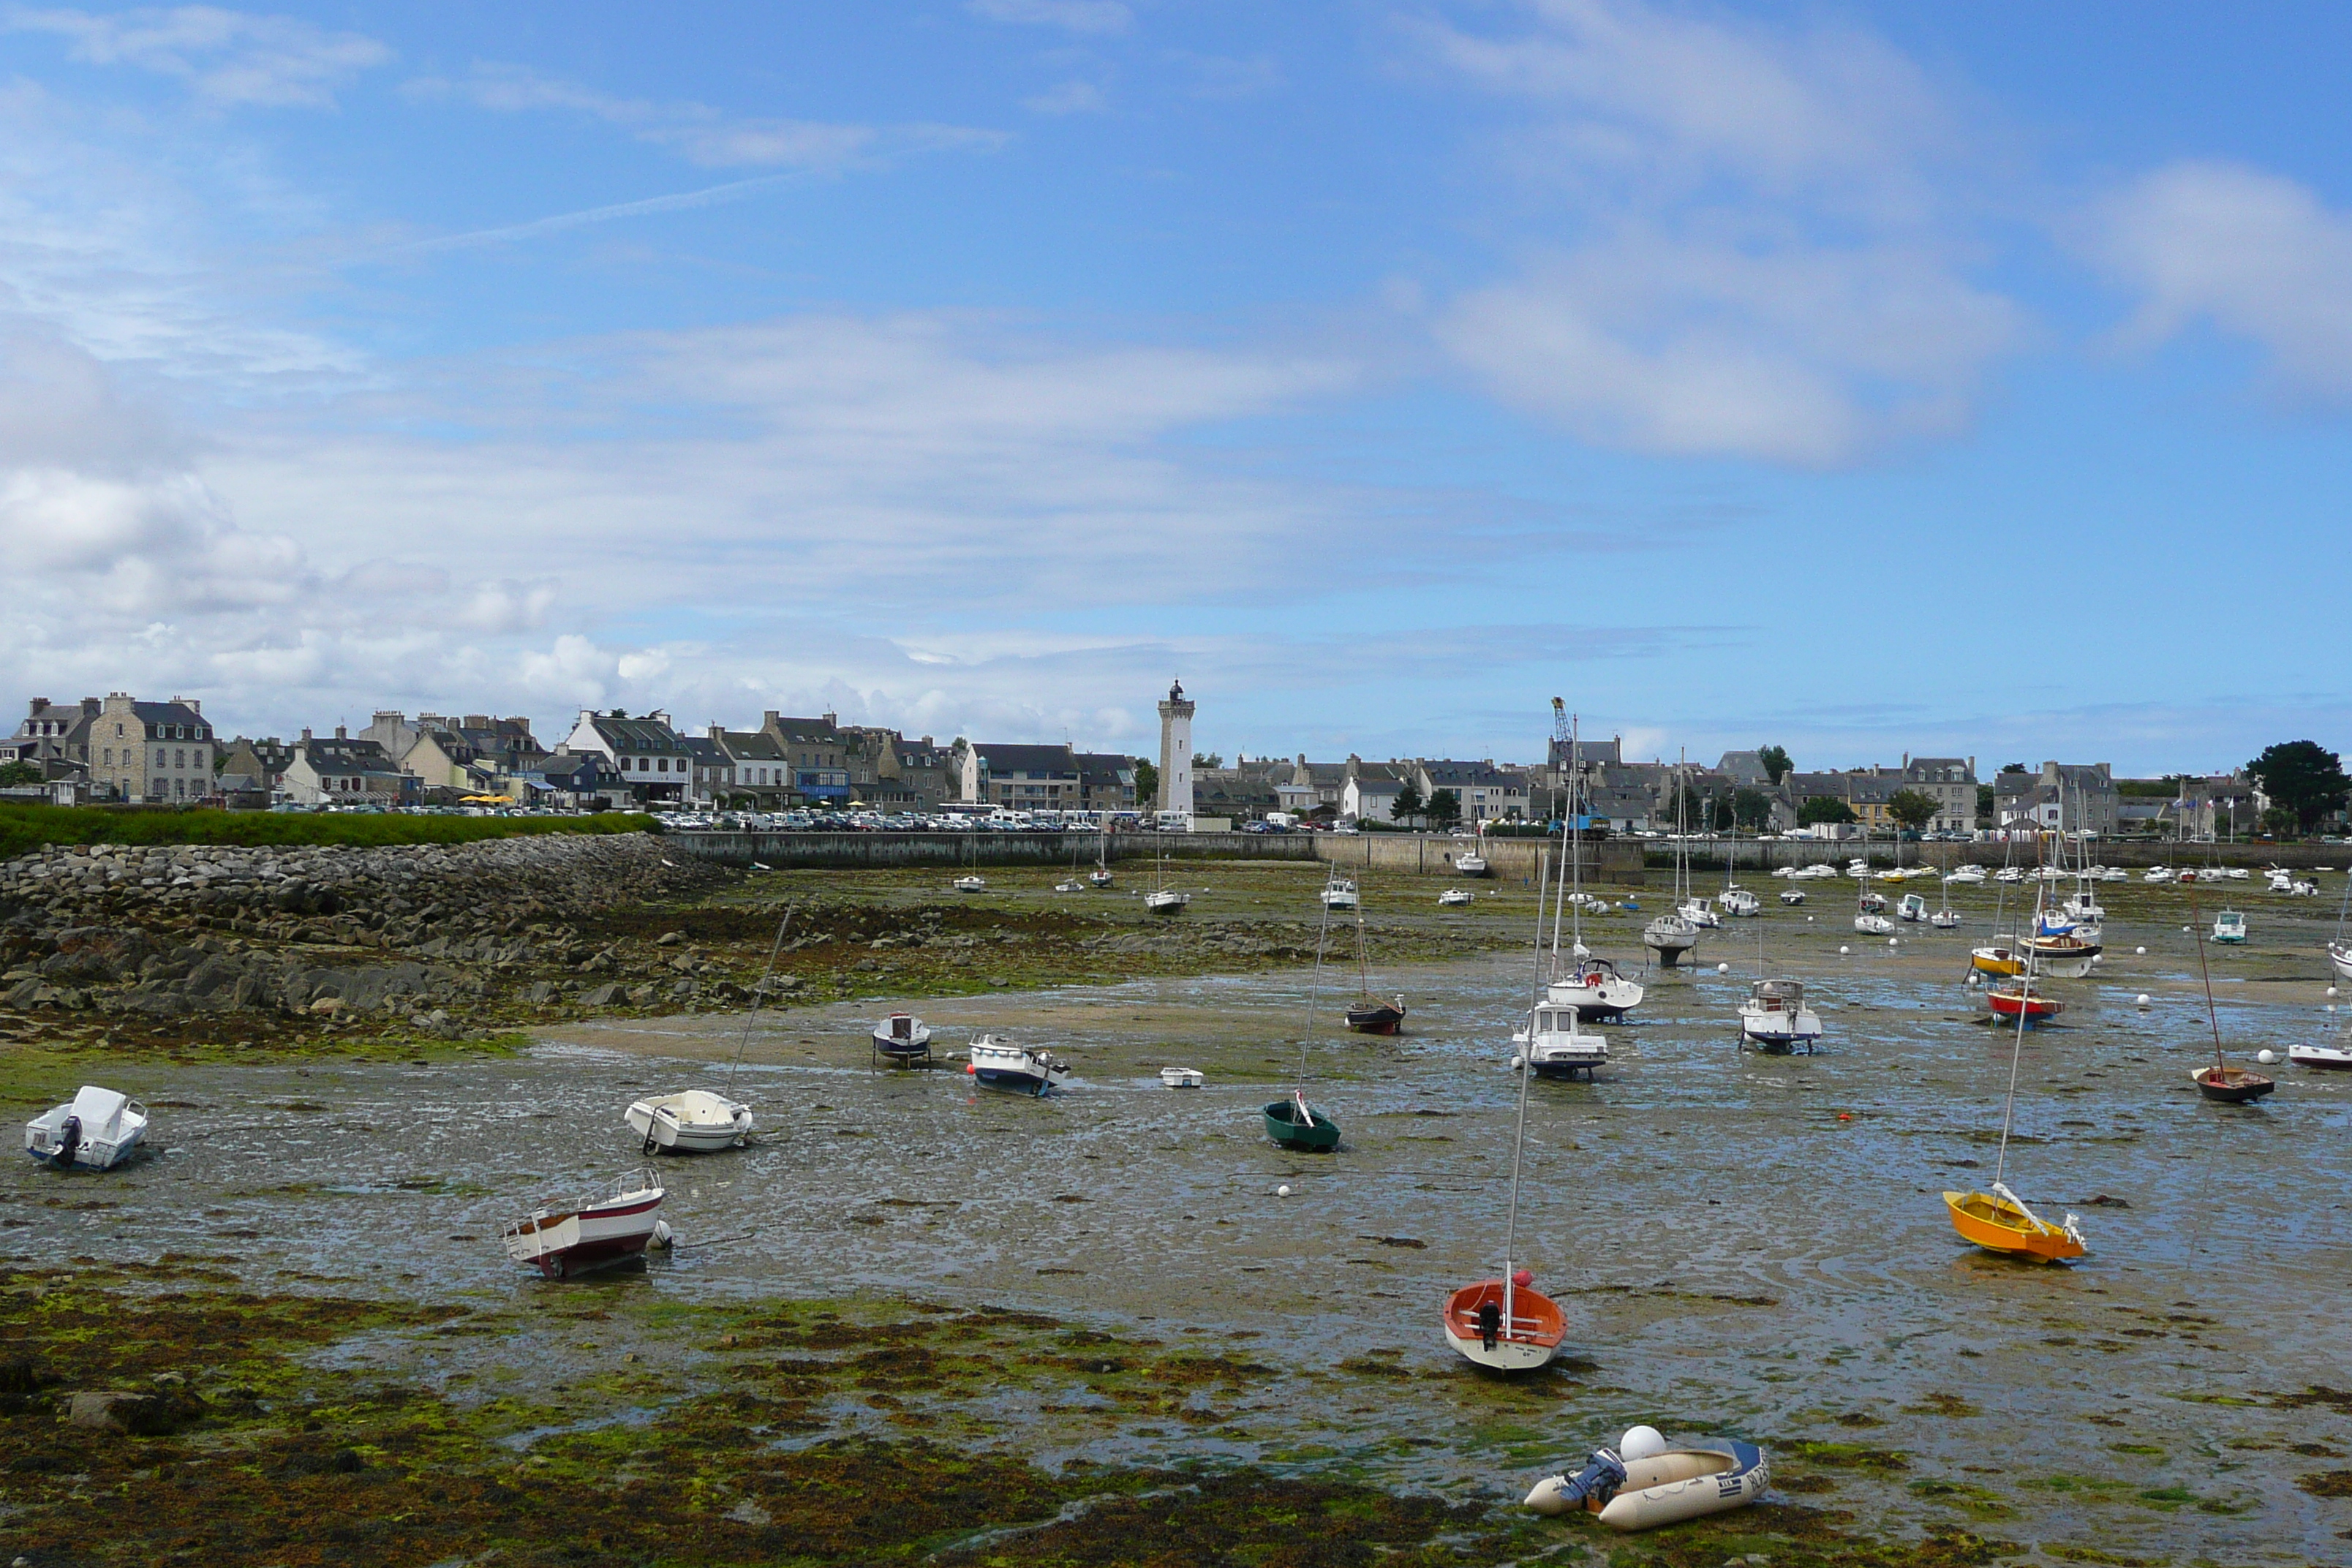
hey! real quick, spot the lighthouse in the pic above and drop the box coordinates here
[1156,679,1195,823]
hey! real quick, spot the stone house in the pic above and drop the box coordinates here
[7,696,99,781]
[757,712,859,804]
[1899,756,1979,833]
[1074,753,1137,815]
[956,742,1082,810]
[217,737,296,802]
[1413,760,1531,823]
[559,710,691,807]
[282,729,418,806]
[1994,762,2119,835]
[86,694,218,804]
[1341,758,1411,824]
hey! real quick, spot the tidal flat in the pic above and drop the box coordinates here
[5,867,2351,1564]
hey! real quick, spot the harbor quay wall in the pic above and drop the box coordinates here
[1313,833,1645,886]
[660,829,1319,869]
[1650,838,2348,874]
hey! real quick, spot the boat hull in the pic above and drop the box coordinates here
[1548,975,1643,1021]
[2191,1066,2274,1103]
[1970,947,2025,977]
[1345,1004,1405,1035]
[1526,1443,1768,1529]
[1262,1099,1340,1150]
[1986,989,2063,1024]
[504,1186,665,1278]
[2288,1044,2352,1071]
[1942,1189,2083,1262]
[2329,941,2352,984]
[624,1092,753,1153]
[23,1088,149,1170]
[1643,921,1697,965]
[1740,1009,1823,1052]
[1441,1280,1564,1372]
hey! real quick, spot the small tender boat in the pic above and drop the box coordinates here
[1262,1090,1339,1150]
[1548,955,1643,1022]
[968,1035,1068,1094]
[953,874,987,892]
[1144,888,1191,915]
[1738,977,1822,1053]
[24,1085,148,1170]
[1455,848,1490,878]
[2288,1041,2352,1071]
[1779,889,1806,905]
[1346,993,1408,1036]
[1055,877,1084,893]
[1720,888,1760,918]
[1088,867,1115,889]
[625,1090,754,1153]
[1159,1065,1205,1088]
[1443,1273,1566,1372]
[1854,913,1894,935]
[1439,887,1474,907]
[1931,906,1961,929]
[1515,1002,1608,1080]
[1896,892,1928,923]
[870,1011,935,1066]
[502,1170,668,1278]
[1942,1182,2084,1262]
[2212,909,2247,944]
[1321,876,1360,910]
[1986,981,2063,1023]
[1526,1431,1770,1531]
[2191,1063,2274,1103]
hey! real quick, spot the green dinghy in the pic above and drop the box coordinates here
[1262,1093,1340,1151]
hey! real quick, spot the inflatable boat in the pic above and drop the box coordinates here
[1526,1428,1769,1531]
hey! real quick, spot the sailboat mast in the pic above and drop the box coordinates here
[1994,843,2045,1189]
[2187,887,2227,1072]
[1297,887,1337,1100]
[1569,715,1585,951]
[1508,846,1553,1335]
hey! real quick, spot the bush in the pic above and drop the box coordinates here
[0,804,655,864]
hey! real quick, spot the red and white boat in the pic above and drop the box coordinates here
[1444,1273,1567,1372]
[2288,1041,2352,1071]
[502,1170,667,1278]
[1986,982,2063,1025]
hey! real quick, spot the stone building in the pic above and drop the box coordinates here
[86,693,217,804]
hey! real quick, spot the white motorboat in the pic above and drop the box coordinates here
[1772,865,1795,879]
[625,1089,754,1153]
[1931,907,1961,929]
[1515,1001,1608,1080]
[1676,896,1721,929]
[502,1169,667,1278]
[1643,912,1698,965]
[1779,889,1806,905]
[2062,892,2105,923]
[1145,888,1191,915]
[1439,887,1474,907]
[871,1011,935,1066]
[1159,1066,1205,1088]
[2145,867,2175,883]
[1948,865,1986,886]
[1455,848,1490,878]
[2103,867,2130,882]
[1896,892,1928,923]
[968,1034,1069,1094]
[1738,977,1823,1053]
[1321,875,1360,910]
[1088,867,1115,889]
[1721,888,1760,918]
[1855,913,1895,935]
[954,874,987,892]
[1996,867,2024,883]
[24,1085,148,1169]
[1548,955,1643,1022]
[1054,877,1085,893]
[2212,909,2247,944]
[2226,867,2250,881]
[2289,1041,2352,1071]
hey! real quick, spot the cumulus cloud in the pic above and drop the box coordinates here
[407,61,1005,171]
[7,5,391,108]
[1421,0,2021,465]
[2090,159,2352,399]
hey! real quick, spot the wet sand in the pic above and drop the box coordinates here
[14,869,2352,1561]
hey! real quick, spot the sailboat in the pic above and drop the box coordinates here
[1931,861,1961,929]
[2185,891,2274,1103]
[1549,715,1643,1022]
[1643,753,1700,965]
[1447,868,1570,1370]
[1143,834,1189,915]
[1455,833,1490,878]
[1985,874,2066,1023]
[2328,872,2352,982]
[1516,843,1610,1078]
[1944,893,2087,1263]
[1090,809,1115,888]
[1055,831,1085,894]
[1343,883,1406,1035]
[1264,892,1341,1150]
[1736,921,1821,1053]
[1854,865,1894,935]
[625,904,788,1154]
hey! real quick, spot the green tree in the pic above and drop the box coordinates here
[2261,806,2299,840]
[1133,758,1158,804]
[2247,740,2351,831]
[1757,745,1793,785]
[1731,788,1775,832]
[1425,787,1462,829]
[1391,779,1425,826]
[0,761,39,788]
[1798,795,1857,826]
[1191,753,1223,768]
[1975,783,1994,821]
[1886,789,1940,834]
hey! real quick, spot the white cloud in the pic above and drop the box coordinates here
[407,62,1006,171]
[1024,80,1106,116]
[7,5,391,108]
[1421,0,2021,465]
[2091,159,2352,399]
[966,0,1133,36]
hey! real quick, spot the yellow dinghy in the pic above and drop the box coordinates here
[1944,1183,2084,1263]
[1969,944,2027,977]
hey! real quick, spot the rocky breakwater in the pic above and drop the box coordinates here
[0,832,717,1043]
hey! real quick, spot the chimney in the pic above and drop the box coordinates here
[921,736,934,748]
[822,712,837,729]
[82,697,100,716]
[335,725,347,741]
[764,710,779,726]
[301,727,314,743]
[29,698,48,717]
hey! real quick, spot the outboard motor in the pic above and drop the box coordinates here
[1524,1447,1627,1516]
[51,1114,80,1168]
[1477,1300,1501,1351]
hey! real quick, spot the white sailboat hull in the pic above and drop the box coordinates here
[2330,942,2352,984]
[1443,1325,1558,1371]
[624,1090,753,1153]
[1739,1006,1823,1050]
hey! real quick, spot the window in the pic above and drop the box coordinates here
[102,747,111,766]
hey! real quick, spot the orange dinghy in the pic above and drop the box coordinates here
[1942,1183,2084,1263]
[1444,1275,1567,1372]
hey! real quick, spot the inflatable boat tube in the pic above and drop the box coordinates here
[1526,1441,1768,1531]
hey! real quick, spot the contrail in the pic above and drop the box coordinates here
[375,172,799,257]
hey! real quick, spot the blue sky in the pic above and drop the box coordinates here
[5,1,2351,775]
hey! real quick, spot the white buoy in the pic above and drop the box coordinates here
[2135,994,2151,1008]
[2329,1004,2338,1014]
[2183,926,2192,933]
[1717,962,1730,974]
[1807,915,1814,922]
[1620,1425,1667,1461]
[1839,944,1850,955]
[1888,937,1899,948]
[2136,946,2146,955]
[1277,1184,1292,1197]
[1509,1055,1526,1071]
[652,1218,674,1248]
[2332,987,2341,999]
[2258,1049,2278,1065]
